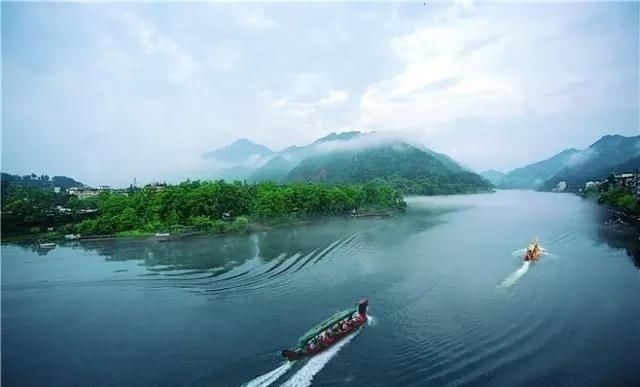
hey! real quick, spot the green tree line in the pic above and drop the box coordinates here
[2,180,406,236]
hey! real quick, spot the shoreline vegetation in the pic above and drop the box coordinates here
[582,184,640,221]
[2,180,407,242]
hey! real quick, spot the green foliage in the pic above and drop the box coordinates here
[286,143,492,195]
[599,188,639,214]
[115,230,153,238]
[3,178,405,237]
[230,216,250,232]
[617,195,636,211]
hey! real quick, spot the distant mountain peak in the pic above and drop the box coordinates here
[231,138,254,145]
[313,131,363,144]
[285,142,491,194]
[203,139,273,164]
[590,134,637,149]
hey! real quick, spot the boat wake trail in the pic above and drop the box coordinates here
[499,261,531,288]
[241,361,294,387]
[279,329,361,387]
[511,248,527,257]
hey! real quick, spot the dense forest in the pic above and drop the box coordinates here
[1,173,84,201]
[287,143,493,195]
[1,179,406,237]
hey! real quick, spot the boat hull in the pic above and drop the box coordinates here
[282,315,367,361]
[524,244,542,262]
[282,298,369,361]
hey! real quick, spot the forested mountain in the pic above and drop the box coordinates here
[1,173,84,190]
[286,142,492,195]
[203,139,273,164]
[497,148,580,189]
[541,135,640,190]
[480,170,506,185]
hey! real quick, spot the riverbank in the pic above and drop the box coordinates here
[1,208,403,244]
[580,187,640,225]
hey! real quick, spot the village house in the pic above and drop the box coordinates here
[145,182,168,192]
[67,187,100,199]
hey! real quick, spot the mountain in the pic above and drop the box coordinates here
[203,139,273,164]
[312,131,364,144]
[497,148,580,189]
[480,170,506,185]
[1,173,85,190]
[607,154,640,175]
[541,134,640,190]
[209,166,254,181]
[423,148,466,172]
[286,142,492,195]
[248,131,368,182]
[248,156,295,182]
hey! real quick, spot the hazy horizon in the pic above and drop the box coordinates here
[2,1,639,186]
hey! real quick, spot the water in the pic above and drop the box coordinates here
[2,191,639,387]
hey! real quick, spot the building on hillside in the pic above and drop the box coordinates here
[585,181,598,190]
[145,182,168,192]
[53,187,61,194]
[615,173,635,190]
[55,205,72,214]
[67,187,100,199]
[635,169,640,200]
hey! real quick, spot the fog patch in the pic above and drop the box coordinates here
[313,131,424,153]
[566,148,597,168]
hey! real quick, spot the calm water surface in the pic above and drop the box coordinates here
[2,191,639,387]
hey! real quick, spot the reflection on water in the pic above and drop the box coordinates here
[595,210,640,269]
[2,191,640,387]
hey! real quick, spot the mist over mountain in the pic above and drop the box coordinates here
[199,131,489,195]
[286,141,492,194]
[480,170,506,185]
[497,134,640,191]
[541,134,640,190]
[203,139,273,165]
[497,148,580,189]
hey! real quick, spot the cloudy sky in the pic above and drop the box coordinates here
[2,1,638,186]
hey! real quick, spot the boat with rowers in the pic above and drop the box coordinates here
[281,298,368,361]
[524,239,543,262]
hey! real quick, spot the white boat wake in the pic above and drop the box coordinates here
[512,248,555,259]
[499,261,531,288]
[241,361,294,387]
[279,329,362,387]
[511,248,527,257]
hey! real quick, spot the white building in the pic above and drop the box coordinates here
[67,187,100,200]
[553,181,567,192]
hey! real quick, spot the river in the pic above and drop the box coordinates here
[2,190,639,387]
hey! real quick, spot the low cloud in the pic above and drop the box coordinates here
[566,148,597,168]
[2,2,637,185]
[313,131,423,154]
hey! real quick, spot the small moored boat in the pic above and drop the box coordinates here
[38,242,56,249]
[155,232,171,242]
[281,299,368,361]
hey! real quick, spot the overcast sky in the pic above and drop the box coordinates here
[2,1,638,186]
